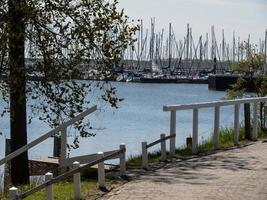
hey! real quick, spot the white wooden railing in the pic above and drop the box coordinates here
[1,104,129,199]
[0,105,97,169]
[9,144,126,200]
[163,97,267,155]
[141,133,175,169]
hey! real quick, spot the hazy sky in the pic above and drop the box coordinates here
[118,0,267,44]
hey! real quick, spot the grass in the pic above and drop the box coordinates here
[0,168,119,199]
[0,180,97,200]
[126,152,162,169]
[127,126,267,168]
[197,127,244,153]
[197,126,266,153]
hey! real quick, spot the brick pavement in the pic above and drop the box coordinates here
[100,141,267,200]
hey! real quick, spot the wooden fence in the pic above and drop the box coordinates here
[9,144,126,200]
[163,96,267,155]
[0,105,97,169]
[142,134,175,169]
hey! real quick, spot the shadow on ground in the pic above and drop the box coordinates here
[127,144,261,185]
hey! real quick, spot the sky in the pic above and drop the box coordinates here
[118,0,267,44]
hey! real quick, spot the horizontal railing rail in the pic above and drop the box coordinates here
[163,96,267,155]
[63,149,120,167]
[142,133,175,169]
[10,145,126,200]
[163,96,267,111]
[146,134,175,149]
[0,105,97,167]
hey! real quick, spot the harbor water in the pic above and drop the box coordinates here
[0,82,242,164]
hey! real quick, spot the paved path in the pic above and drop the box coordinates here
[101,141,267,200]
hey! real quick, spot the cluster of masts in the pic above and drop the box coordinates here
[123,18,267,71]
[24,18,267,75]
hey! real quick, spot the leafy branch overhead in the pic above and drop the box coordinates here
[0,0,138,158]
[0,0,138,125]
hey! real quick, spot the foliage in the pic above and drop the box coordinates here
[0,0,138,148]
[230,53,265,75]
[256,75,267,96]
[227,42,266,99]
[227,76,245,99]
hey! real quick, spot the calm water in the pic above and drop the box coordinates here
[0,82,240,163]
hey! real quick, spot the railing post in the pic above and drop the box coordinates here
[192,108,199,154]
[59,127,67,173]
[97,152,105,188]
[73,161,81,200]
[142,142,148,169]
[214,106,220,149]
[160,134,167,161]
[119,143,126,176]
[244,103,251,140]
[234,104,240,145]
[170,110,176,157]
[9,187,18,200]
[252,102,258,141]
[45,172,53,200]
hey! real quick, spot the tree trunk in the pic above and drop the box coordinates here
[260,102,263,130]
[260,102,266,131]
[244,103,251,140]
[53,137,61,157]
[8,0,29,184]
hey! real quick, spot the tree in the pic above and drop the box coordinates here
[227,43,267,137]
[227,43,265,99]
[0,0,137,185]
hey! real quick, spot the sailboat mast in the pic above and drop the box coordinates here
[222,29,225,62]
[247,34,250,58]
[189,27,192,59]
[264,30,267,73]
[168,23,172,69]
[237,37,240,62]
[205,33,209,60]
[264,30,267,62]
[141,20,144,60]
[233,31,236,62]
[186,23,190,60]
[199,35,203,61]
[211,25,215,60]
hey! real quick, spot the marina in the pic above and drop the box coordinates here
[77,21,267,84]
[18,22,267,84]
